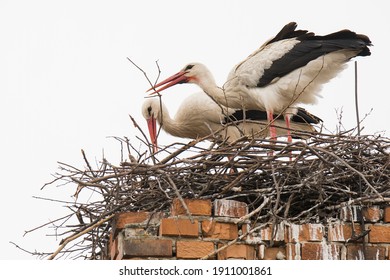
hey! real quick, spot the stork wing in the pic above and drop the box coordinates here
[228,23,371,89]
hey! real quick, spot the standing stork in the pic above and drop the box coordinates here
[141,92,321,153]
[147,22,371,141]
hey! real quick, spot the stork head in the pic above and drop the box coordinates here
[141,98,163,153]
[147,63,213,94]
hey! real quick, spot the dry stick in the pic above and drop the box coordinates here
[47,213,115,260]
[354,60,366,257]
[314,146,382,198]
[81,149,95,177]
[159,139,200,165]
[127,58,165,146]
[126,57,156,89]
[158,170,194,223]
[235,197,270,224]
[325,197,390,212]
[23,214,74,237]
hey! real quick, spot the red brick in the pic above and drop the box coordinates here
[176,241,215,259]
[112,211,163,237]
[301,243,322,260]
[384,207,390,223]
[300,224,324,241]
[202,220,238,240]
[339,205,362,222]
[242,224,263,244]
[259,224,285,242]
[362,206,382,222]
[347,245,386,260]
[301,242,340,260]
[369,224,390,243]
[114,212,150,228]
[285,223,323,243]
[286,243,301,260]
[124,226,158,238]
[171,198,212,216]
[214,199,248,218]
[109,233,118,260]
[160,218,199,237]
[121,239,172,258]
[217,244,256,260]
[116,234,124,260]
[328,223,362,242]
[260,246,286,260]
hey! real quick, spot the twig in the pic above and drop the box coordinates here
[47,214,115,260]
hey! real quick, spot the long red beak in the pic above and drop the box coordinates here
[147,71,189,95]
[146,116,158,153]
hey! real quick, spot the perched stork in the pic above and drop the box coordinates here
[141,92,321,152]
[147,22,371,140]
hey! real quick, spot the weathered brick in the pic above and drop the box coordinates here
[217,244,256,260]
[301,243,322,260]
[214,199,248,218]
[176,241,215,259]
[285,223,323,242]
[301,242,340,260]
[242,224,263,244]
[286,243,301,260]
[171,198,212,216]
[300,224,324,241]
[112,211,163,237]
[339,205,362,222]
[202,220,238,240]
[160,218,199,237]
[328,223,363,242]
[369,224,390,243]
[259,246,286,260]
[384,207,390,223]
[109,234,118,260]
[362,206,382,222]
[124,226,159,238]
[121,239,172,258]
[347,245,386,260]
[116,233,124,260]
[259,224,285,242]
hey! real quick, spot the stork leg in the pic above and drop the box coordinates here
[267,111,277,157]
[284,115,292,143]
[267,111,277,141]
[285,115,293,161]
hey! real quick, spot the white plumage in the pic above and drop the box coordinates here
[141,92,321,152]
[147,22,371,140]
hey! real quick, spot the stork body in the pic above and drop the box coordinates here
[141,92,321,152]
[148,22,371,140]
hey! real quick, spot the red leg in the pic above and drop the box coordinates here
[267,111,276,157]
[285,115,292,143]
[267,111,277,141]
[285,115,293,161]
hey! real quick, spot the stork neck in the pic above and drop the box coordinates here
[156,105,186,138]
[195,78,226,107]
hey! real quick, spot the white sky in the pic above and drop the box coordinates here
[1,0,388,259]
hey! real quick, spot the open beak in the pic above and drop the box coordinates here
[146,116,158,153]
[147,71,189,95]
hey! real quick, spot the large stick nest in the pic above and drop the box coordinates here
[33,131,390,259]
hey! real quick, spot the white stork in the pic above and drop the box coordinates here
[141,92,321,152]
[147,22,371,140]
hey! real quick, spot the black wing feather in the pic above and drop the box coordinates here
[224,108,322,124]
[258,28,372,87]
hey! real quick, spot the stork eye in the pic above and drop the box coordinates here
[184,64,194,71]
[147,106,152,116]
